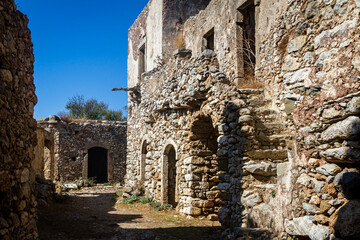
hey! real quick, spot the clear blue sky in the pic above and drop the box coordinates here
[14,0,149,119]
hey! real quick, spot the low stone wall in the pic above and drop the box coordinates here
[0,0,38,239]
[37,117,127,183]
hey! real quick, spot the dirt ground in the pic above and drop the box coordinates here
[37,186,222,240]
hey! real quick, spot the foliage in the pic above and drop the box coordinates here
[105,109,126,121]
[61,94,126,121]
[103,182,112,186]
[87,177,96,186]
[121,195,167,211]
[271,190,276,198]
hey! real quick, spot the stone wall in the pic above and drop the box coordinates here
[127,0,211,88]
[255,0,360,239]
[0,0,38,239]
[37,116,127,183]
[126,0,360,239]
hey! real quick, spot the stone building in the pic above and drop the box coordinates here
[35,116,127,183]
[125,0,360,239]
[0,0,38,239]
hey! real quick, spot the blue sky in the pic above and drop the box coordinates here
[14,0,149,119]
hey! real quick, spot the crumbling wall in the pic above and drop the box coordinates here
[0,0,38,239]
[37,117,127,183]
[254,0,360,239]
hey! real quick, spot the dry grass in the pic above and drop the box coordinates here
[236,71,264,89]
[173,32,185,49]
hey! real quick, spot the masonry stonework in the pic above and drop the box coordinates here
[0,0,38,239]
[36,117,127,184]
[126,0,360,239]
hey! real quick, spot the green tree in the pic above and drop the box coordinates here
[104,109,126,121]
[65,95,85,118]
[63,94,126,121]
[83,98,108,120]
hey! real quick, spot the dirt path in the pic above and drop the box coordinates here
[37,186,221,240]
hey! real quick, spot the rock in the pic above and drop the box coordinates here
[208,214,218,221]
[320,200,331,213]
[314,19,357,49]
[333,172,360,199]
[311,179,325,193]
[297,173,311,186]
[131,189,141,196]
[201,49,216,58]
[309,196,321,205]
[331,200,360,239]
[242,192,262,207]
[285,216,331,240]
[315,214,329,224]
[183,207,202,216]
[356,0,360,7]
[303,203,320,214]
[305,1,319,19]
[122,192,131,198]
[243,162,277,176]
[284,99,296,114]
[321,147,360,163]
[288,35,307,53]
[248,203,273,229]
[322,108,341,119]
[334,0,349,15]
[315,49,338,67]
[321,116,360,142]
[283,68,312,89]
[0,69,13,82]
[346,97,360,114]
[316,164,341,176]
[20,168,30,183]
[64,183,78,190]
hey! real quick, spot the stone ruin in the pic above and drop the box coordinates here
[125,0,360,239]
[0,0,38,239]
[34,116,127,184]
[1,0,360,239]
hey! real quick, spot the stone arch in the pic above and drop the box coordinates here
[82,142,113,182]
[161,139,179,207]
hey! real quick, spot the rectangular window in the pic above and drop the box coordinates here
[203,28,215,51]
[139,43,146,77]
[238,2,256,80]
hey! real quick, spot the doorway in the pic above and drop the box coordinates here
[88,147,108,183]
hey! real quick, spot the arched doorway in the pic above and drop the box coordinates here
[162,143,178,208]
[88,147,108,183]
[140,140,148,182]
[167,146,177,207]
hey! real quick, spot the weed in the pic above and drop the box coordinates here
[163,203,172,210]
[87,177,96,186]
[271,190,276,198]
[103,183,112,186]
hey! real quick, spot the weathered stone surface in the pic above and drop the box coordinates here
[285,216,331,240]
[303,203,320,214]
[321,116,360,142]
[242,192,262,207]
[288,35,307,53]
[331,200,360,239]
[321,147,360,163]
[243,163,277,177]
[346,97,360,114]
[283,68,312,89]
[316,164,341,176]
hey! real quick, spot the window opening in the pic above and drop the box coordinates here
[204,28,215,51]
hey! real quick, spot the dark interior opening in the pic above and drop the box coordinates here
[139,44,146,77]
[239,3,256,79]
[204,28,215,51]
[88,147,108,183]
[141,141,148,181]
[167,146,177,207]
